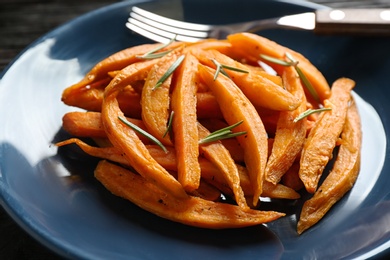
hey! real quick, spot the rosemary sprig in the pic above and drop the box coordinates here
[137,36,176,60]
[163,110,174,138]
[199,121,247,144]
[211,59,248,80]
[153,54,185,90]
[118,116,167,153]
[293,107,332,122]
[260,53,320,103]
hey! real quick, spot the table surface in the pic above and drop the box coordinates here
[1,0,390,259]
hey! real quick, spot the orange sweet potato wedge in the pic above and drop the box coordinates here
[281,160,305,191]
[197,122,248,210]
[297,99,361,234]
[192,48,301,111]
[227,32,331,102]
[265,66,307,184]
[184,39,233,55]
[141,52,183,146]
[199,161,300,200]
[198,64,268,206]
[95,160,285,228]
[102,59,188,200]
[299,78,355,193]
[62,42,182,106]
[171,53,201,191]
[62,111,146,140]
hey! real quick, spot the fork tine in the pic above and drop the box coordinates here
[132,6,211,32]
[127,7,210,43]
[126,18,205,43]
[130,12,209,39]
[126,20,174,44]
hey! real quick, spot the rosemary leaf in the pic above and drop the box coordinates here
[137,50,173,60]
[199,132,247,144]
[285,52,320,103]
[163,110,174,138]
[137,36,176,59]
[260,54,293,66]
[260,53,320,103]
[293,107,332,122]
[212,59,248,80]
[118,116,167,153]
[295,65,320,103]
[199,120,247,144]
[153,54,185,90]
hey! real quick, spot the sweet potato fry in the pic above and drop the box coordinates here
[199,118,245,163]
[62,43,181,106]
[171,53,201,191]
[227,32,330,102]
[95,160,285,228]
[184,39,233,55]
[281,160,304,191]
[102,59,188,199]
[297,99,361,234]
[299,78,355,193]
[192,48,301,111]
[265,66,307,184]
[62,111,146,140]
[197,122,248,210]
[198,64,268,206]
[141,52,182,146]
[200,161,300,200]
[196,92,223,118]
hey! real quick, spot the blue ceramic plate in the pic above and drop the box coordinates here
[1,0,389,259]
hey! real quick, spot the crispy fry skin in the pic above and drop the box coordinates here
[171,54,201,192]
[95,160,285,228]
[299,78,355,193]
[198,64,268,206]
[297,99,361,234]
[227,32,330,102]
[265,66,307,184]
[192,48,301,111]
[102,59,188,199]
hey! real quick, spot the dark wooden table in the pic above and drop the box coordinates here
[1,0,390,259]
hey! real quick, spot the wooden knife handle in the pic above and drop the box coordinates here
[314,9,390,36]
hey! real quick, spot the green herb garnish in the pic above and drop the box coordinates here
[163,110,174,138]
[137,36,176,60]
[260,53,320,103]
[293,107,332,122]
[153,54,185,90]
[118,116,167,153]
[211,59,248,80]
[199,121,247,144]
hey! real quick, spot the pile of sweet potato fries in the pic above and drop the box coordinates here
[57,32,361,234]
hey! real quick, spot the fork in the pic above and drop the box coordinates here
[126,6,316,43]
[126,6,390,43]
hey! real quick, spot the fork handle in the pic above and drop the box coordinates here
[314,9,390,36]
